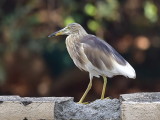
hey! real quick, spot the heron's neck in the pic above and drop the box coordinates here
[69,28,88,39]
[78,28,88,36]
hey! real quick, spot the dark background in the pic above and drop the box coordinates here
[0,0,160,102]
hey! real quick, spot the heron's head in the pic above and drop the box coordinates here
[48,23,86,37]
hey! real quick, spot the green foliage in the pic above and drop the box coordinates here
[87,20,100,32]
[84,3,97,16]
[64,16,76,26]
[97,0,120,21]
[144,1,158,23]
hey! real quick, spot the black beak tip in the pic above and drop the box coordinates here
[48,33,55,38]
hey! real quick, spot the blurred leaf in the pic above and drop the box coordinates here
[64,16,75,26]
[87,20,100,32]
[97,0,120,21]
[84,3,96,16]
[144,1,158,23]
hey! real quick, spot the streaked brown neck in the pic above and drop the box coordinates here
[71,27,88,40]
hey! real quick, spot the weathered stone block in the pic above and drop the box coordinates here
[55,99,120,120]
[120,92,160,120]
[0,96,120,120]
[0,96,72,120]
[1,92,160,120]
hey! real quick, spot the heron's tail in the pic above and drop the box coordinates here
[114,61,136,79]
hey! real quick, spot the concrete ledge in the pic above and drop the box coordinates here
[0,96,73,120]
[0,92,160,120]
[0,96,120,120]
[120,92,160,120]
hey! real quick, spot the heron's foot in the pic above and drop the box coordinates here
[77,101,89,104]
[101,97,110,100]
[105,97,110,99]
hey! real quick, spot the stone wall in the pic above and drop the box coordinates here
[0,92,160,120]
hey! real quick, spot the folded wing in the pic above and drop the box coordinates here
[80,35,136,78]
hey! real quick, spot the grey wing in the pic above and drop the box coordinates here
[80,35,127,71]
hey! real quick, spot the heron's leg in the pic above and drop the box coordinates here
[101,76,107,99]
[78,74,93,104]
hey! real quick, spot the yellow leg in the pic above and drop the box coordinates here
[101,76,107,99]
[78,80,92,103]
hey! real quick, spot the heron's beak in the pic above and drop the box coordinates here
[48,28,67,37]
